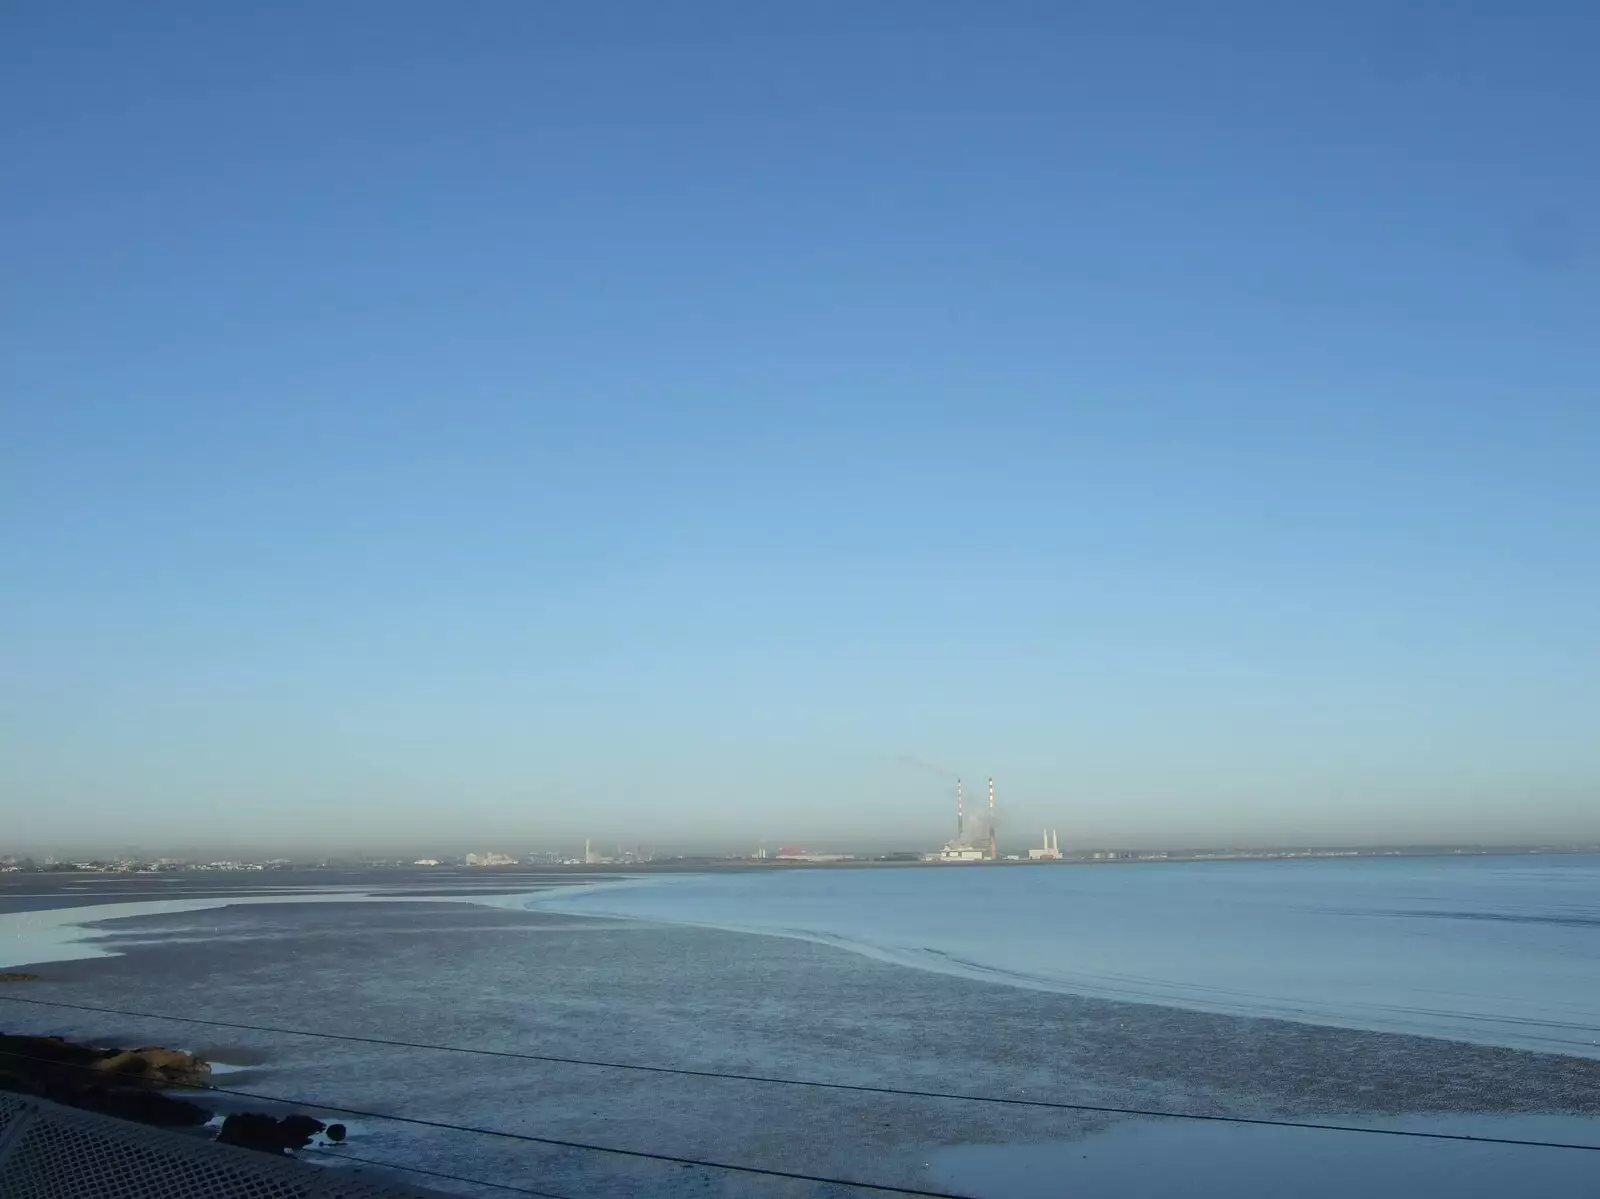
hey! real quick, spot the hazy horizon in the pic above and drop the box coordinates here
[13,834,1600,862]
[4,4,1597,851]
[10,774,1600,862]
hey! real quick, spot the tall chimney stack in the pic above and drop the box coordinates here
[988,778,997,859]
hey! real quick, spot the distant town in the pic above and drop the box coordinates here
[2,841,1593,875]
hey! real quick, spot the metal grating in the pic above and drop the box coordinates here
[0,1093,447,1199]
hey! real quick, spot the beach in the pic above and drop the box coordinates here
[2,871,1599,1197]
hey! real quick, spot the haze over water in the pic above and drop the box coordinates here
[533,855,1600,1057]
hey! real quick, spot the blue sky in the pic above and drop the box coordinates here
[3,3,1597,852]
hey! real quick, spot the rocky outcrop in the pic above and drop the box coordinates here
[0,1034,212,1086]
[0,1033,342,1154]
[0,973,41,983]
[0,1033,213,1127]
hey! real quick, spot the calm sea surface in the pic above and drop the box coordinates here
[529,854,1600,1057]
[4,858,1599,1196]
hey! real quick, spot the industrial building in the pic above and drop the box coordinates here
[938,777,999,862]
[1029,830,1062,860]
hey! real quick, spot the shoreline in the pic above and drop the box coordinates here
[0,882,577,973]
[3,894,1599,1197]
[8,891,1600,1085]
[8,866,1600,1063]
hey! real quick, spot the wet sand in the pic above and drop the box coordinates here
[2,888,1598,1196]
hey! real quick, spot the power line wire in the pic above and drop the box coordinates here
[4,993,1600,1154]
[0,1047,981,1199]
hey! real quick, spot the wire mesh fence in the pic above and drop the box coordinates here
[0,1092,447,1199]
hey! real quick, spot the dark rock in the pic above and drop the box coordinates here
[64,1086,211,1127]
[217,1113,286,1154]
[280,1114,326,1144]
[217,1111,327,1155]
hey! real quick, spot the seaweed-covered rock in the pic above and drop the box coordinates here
[0,1033,213,1128]
[96,1046,212,1086]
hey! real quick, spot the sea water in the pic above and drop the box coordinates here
[528,854,1600,1057]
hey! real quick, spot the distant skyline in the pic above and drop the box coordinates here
[3,3,1598,851]
[9,830,1600,862]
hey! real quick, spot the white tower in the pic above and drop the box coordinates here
[987,778,997,859]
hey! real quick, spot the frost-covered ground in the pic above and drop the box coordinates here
[2,888,1598,1197]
